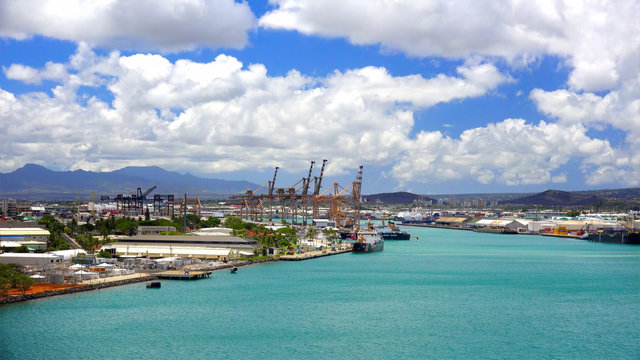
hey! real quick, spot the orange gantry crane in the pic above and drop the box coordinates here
[229,160,363,227]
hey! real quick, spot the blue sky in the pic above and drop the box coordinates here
[0,0,638,195]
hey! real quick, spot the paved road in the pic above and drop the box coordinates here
[61,233,82,249]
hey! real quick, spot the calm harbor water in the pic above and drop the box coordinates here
[1,227,639,359]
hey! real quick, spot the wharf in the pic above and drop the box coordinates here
[402,223,474,231]
[539,233,580,239]
[279,248,352,261]
[155,270,212,280]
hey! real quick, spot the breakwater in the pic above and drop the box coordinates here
[0,275,156,305]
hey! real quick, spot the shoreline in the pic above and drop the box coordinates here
[0,257,281,306]
[0,274,157,306]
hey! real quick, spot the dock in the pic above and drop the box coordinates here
[155,270,212,280]
[279,248,352,261]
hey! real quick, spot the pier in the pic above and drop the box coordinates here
[279,248,352,261]
[155,270,212,280]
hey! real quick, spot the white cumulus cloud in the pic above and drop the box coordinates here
[260,0,640,92]
[0,46,508,178]
[391,119,639,187]
[0,0,256,51]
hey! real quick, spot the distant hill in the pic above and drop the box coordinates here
[575,187,640,201]
[503,190,603,206]
[364,191,436,204]
[0,164,259,200]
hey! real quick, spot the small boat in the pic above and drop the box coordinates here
[146,281,161,288]
[230,267,238,274]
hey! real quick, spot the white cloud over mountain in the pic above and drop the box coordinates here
[0,47,507,176]
[2,46,636,188]
[0,0,255,51]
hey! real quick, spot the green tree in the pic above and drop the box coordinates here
[0,276,10,297]
[323,227,338,245]
[306,227,318,248]
[14,274,35,295]
[97,250,112,258]
[77,234,99,253]
[173,214,201,231]
[78,223,94,234]
[0,264,20,282]
[99,223,110,242]
[199,216,222,228]
[224,216,246,230]
[68,218,78,234]
[276,227,298,246]
[115,218,138,236]
[14,245,31,253]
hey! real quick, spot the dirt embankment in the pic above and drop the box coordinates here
[1,276,156,305]
[5,283,83,296]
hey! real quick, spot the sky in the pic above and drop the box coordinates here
[0,0,638,195]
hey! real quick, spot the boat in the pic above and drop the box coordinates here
[587,231,640,245]
[146,281,161,288]
[352,230,384,253]
[376,222,411,240]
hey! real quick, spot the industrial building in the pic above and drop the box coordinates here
[0,253,63,266]
[0,227,50,250]
[100,234,258,260]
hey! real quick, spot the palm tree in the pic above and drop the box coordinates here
[306,227,318,249]
[323,227,337,247]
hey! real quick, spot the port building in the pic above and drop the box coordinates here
[0,228,50,250]
[0,253,63,266]
[100,235,258,260]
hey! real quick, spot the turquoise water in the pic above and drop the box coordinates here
[1,227,639,359]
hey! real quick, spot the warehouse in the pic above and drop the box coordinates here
[0,228,50,250]
[100,235,258,260]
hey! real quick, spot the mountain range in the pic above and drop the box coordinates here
[2,164,639,207]
[0,164,259,200]
[502,190,603,206]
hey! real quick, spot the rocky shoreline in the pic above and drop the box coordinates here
[0,275,157,305]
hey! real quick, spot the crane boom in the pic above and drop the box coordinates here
[313,159,327,195]
[268,167,279,196]
[141,185,157,198]
[302,161,315,195]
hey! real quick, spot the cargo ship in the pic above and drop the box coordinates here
[352,230,384,253]
[587,231,640,245]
